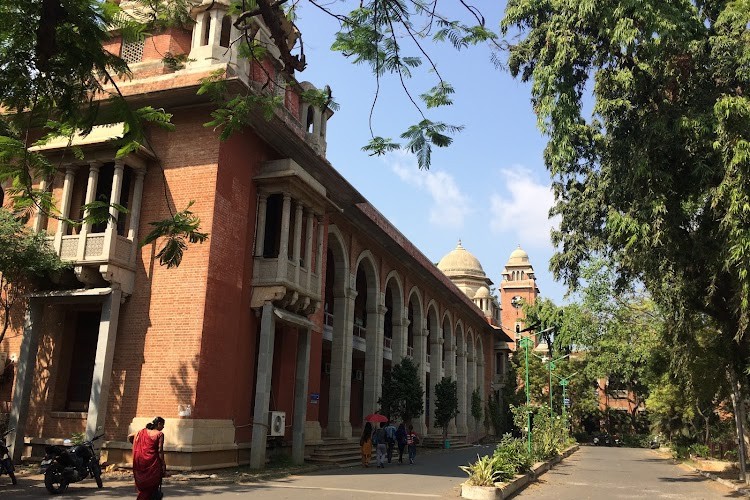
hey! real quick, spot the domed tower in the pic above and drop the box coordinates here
[500,246,540,348]
[437,240,498,324]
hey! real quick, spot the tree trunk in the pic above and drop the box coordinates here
[727,367,748,483]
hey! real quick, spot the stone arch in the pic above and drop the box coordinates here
[219,15,232,47]
[454,322,468,434]
[441,310,454,376]
[426,301,441,432]
[353,250,380,423]
[476,335,485,401]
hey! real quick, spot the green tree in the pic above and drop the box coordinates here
[0,209,65,344]
[379,357,424,423]
[434,376,458,445]
[471,388,482,434]
[502,0,750,478]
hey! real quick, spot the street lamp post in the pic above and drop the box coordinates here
[516,326,554,455]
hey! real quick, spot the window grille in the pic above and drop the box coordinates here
[121,40,144,64]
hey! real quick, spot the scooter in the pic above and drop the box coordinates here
[0,428,17,485]
[40,434,104,494]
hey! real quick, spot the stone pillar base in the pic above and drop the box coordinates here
[326,420,352,439]
[304,420,323,444]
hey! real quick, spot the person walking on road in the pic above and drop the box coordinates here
[384,420,397,463]
[360,422,373,468]
[406,425,420,464]
[128,416,166,500]
[396,423,407,464]
[373,423,388,468]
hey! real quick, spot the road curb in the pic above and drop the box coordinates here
[685,464,750,497]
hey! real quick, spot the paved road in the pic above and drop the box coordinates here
[0,444,494,499]
[518,446,742,499]
[1,445,742,499]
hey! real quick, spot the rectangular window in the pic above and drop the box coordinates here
[262,194,282,258]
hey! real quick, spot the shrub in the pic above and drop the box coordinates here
[620,434,649,448]
[670,444,690,460]
[460,454,501,486]
[493,434,533,481]
[689,443,710,458]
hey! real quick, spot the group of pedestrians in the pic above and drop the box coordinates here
[360,420,420,468]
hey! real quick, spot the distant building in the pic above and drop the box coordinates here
[499,246,540,350]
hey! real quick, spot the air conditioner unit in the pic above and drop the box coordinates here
[354,370,363,381]
[324,362,331,375]
[268,411,285,437]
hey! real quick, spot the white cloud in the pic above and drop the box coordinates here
[388,152,472,229]
[490,166,560,248]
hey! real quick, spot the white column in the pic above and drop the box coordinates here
[54,167,76,253]
[327,285,356,438]
[77,163,101,260]
[315,216,324,290]
[250,302,276,469]
[363,298,385,418]
[127,170,146,264]
[304,209,314,290]
[254,193,268,256]
[292,328,312,464]
[392,315,408,365]
[476,359,485,437]
[276,193,291,280]
[32,178,48,233]
[102,160,124,259]
[456,347,468,435]
[8,300,43,462]
[86,288,122,439]
[209,9,222,46]
[292,201,303,283]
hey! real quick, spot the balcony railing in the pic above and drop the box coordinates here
[324,311,334,327]
[48,232,134,268]
[384,337,392,349]
[407,345,414,357]
[353,324,366,339]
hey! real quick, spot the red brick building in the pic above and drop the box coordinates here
[499,247,540,350]
[0,1,509,470]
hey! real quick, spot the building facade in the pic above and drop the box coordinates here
[499,247,540,350]
[0,0,507,470]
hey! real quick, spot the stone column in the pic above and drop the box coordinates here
[209,9,222,46]
[428,333,443,435]
[456,347,468,435]
[77,163,101,260]
[413,325,428,435]
[363,298,385,417]
[315,216,325,291]
[276,193,292,280]
[102,160,124,259]
[327,285,356,438]
[466,353,476,435]
[304,209,314,288]
[86,288,123,439]
[32,178,48,233]
[54,167,76,253]
[9,300,43,462]
[127,170,146,264]
[292,201,303,283]
[250,302,276,469]
[254,193,268,256]
[292,328,312,464]
[391,315,408,365]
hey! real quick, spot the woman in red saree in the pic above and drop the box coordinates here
[129,417,166,500]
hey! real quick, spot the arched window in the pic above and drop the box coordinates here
[201,13,211,46]
[306,107,315,134]
[220,15,232,48]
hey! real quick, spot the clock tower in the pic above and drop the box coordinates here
[500,246,540,350]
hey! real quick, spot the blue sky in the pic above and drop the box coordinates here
[292,0,568,305]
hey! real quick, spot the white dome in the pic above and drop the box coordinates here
[506,246,530,267]
[474,286,491,299]
[437,240,486,279]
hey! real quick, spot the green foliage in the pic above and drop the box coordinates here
[434,377,459,440]
[459,454,501,487]
[492,434,533,480]
[162,52,193,72]
[378,357,424,423]
[471,388,482,426]
[70,432,86,446]
[689,443,711,458]
[0,209,66,344]
[141,202,209,269]
[300,87,339,112]
[401,120,464,170]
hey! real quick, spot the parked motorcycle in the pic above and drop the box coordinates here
[40,434,103,494]
[592,432,613,446]
[1,428,17,485]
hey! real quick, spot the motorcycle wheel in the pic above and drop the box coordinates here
[90,462,103,488]
[44,466,68,494]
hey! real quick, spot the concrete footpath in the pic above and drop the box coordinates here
[0,444,495,499]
